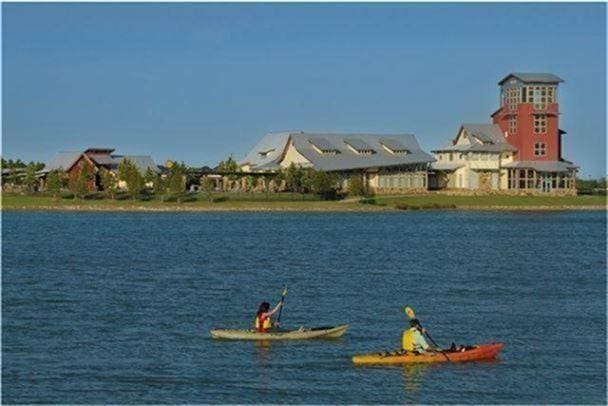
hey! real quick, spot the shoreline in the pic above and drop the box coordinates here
[2,204,606,212]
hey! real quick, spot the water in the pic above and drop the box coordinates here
[2,210,606,404]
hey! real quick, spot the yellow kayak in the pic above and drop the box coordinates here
[210,324,349,340]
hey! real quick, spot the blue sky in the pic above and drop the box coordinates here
[2,3,606,177]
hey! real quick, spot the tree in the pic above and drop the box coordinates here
[69,163,93,199]
[217,156,239,173]
[144,168,158,189]
[167,162,186,203]
[300,168,315,193]
[348,174,368,197]
[312,171,339,200]
[118,158,144,200]
[46,170,63,198]
[285,162,302,192]
[99,168,118,200]
[200,176,215,202]
[23,163,39,192]
[153,174,167,200]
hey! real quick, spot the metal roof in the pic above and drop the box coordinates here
[498,73,564,85]
[240,131,434,172]
[290,132,434,171]
[343,138,374,152]
[308,137,340,152]
[44,151,158,173]
[239,132,291,169]
[379,138,409,152]
[432,124,517,153]
[502,161,577,172]
[45,151,83,171]
[430,162,464,171]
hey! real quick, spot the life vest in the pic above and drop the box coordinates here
[255,313,272,332]
[402,328,417,351]
[402,327,430,352]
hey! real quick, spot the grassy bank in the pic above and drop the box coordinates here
[1,192,606,212]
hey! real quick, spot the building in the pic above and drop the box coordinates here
[430,124,517,190]
[431,73,577,194]
[43,148,159,190]
[240,131,435,193]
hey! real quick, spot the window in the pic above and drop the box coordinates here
[509,116,517,134]
[503,88,521,111]
[449,153,453,162]
[526,86,555,110]
[534,143,546,157]
[534,114,547,134]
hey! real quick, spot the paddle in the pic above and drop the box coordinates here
[277,285,288,325]
[405,306,451,362]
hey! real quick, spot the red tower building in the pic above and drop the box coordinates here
[491,73,577,193]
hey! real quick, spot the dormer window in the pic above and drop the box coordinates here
[308,137,340,155]
[379,139,409,155]
[344,138,375,155]
[258,148,275,158]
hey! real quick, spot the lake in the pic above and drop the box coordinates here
[2,210,606,404]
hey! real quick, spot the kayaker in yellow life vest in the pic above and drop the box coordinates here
[254,301,283,333]
[402,318,430,353]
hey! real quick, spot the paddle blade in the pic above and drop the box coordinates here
[282,285,288,297]
[405,306,416,319]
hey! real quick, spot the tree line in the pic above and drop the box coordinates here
[43,159,190,201]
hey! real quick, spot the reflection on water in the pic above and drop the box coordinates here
[401,364,429,393]
[255,340,272,362]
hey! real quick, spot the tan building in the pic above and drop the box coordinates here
[239,131,435,193]
[430,124,517,191]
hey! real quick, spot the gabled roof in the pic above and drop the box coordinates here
[432,124,517,153]
[45,150,158,173]
[289,132,434,171]
[498,73,564,85]
[239,132,292,169]
[462,124,509,145]
[45,151,83,172]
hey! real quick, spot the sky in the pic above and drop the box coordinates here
[2,3,606,178]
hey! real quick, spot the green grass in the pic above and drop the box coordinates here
[0,192,382,212]
[1,191,605,212]
[376,193,607,208]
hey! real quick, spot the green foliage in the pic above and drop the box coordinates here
[311,171,339,200]
[69,163,93,199]
[217,156,239,172]
[347,174,366,197]
[577,176,608,195]
[217,156,239,183]
[167,162,187,202]
[200,176,215,202]
[285,162,303,192]
[46,170,63,198]
[348,174,374,198]
[300,168,315,193]
[118,158,144,200]
[99,168,118,199]
[23,163,39,192]
[153,175,167,199]
[144,168,158,186]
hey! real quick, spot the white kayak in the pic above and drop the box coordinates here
[210,324,349,340]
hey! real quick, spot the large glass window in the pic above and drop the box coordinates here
[526,86,555,110]
[503,88,521,111]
